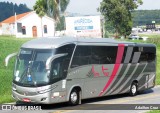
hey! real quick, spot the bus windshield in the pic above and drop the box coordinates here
[14,49,53,87]
[13,44,75,87]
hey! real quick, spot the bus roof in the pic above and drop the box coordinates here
[21,37,140,49]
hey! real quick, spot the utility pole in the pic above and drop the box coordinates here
[15,12,17,38]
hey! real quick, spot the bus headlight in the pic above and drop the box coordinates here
[37,85,57,94]
[37,88,51,94]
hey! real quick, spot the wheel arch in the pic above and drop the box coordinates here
[132,80,138,86]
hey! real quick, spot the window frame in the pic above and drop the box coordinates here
[44,25,48,34]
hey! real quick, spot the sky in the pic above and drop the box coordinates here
[0,0,160,15]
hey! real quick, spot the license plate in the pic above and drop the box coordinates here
[23,98,31,102]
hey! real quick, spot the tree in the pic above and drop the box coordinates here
[132,10,160,27]
[45,0,70,30]
[100,0,142,38]
[45,0,70,21]
[0,2,31,22]
[56,16,65,31]
[33,0,46,37]
[33,0,70,35]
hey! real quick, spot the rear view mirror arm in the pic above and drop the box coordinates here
[46,53,68,70]
[5,52,18,67]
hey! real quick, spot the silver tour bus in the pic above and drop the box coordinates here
[6,37,156,105]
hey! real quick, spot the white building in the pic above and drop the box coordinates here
[65,16,102,38]
[0,11,55,38]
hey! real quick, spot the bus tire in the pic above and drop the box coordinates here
[130,82,137,96]
[69,89,79,105]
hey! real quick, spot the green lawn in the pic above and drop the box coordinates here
[139,33,160,39]
[156,45,160,85]
[147,110,160,113]
[0,36,31,103]
[0,35,159,104]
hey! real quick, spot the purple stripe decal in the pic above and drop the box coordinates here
[99,44,125,96]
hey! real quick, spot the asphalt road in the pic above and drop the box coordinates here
[1,86,160,113]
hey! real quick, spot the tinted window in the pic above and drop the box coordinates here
[50,56,68,83]
[71,46,91,68]
[56,44,75,56]
[139,47,156,62]
[71,45,118,68]
[56,44,75,66]
[50,44,75,82]
[91,46,117,64]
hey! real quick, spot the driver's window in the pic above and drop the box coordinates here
[52,61,60,78]
[50,56,68,81]
[50,54,71,84]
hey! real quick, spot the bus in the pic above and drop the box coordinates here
[6,37,156,105]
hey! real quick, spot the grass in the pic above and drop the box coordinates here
[139,34,160,39]
[0,35,160,104]
[147,110,160,113]
[156,45,160,85]
[0,35,31,103]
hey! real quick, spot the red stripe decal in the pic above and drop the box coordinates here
[99,44,125,96]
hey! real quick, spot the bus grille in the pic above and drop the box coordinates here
[15,90,38,96]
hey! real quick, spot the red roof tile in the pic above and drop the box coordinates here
[0,12,31,26]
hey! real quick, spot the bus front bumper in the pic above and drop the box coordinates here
[12,90,51,104]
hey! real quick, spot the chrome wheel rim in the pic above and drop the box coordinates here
[71,92,77,103]
[132,85,137,94]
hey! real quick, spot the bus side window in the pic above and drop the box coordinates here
[139,47,156,63]
[71,45,118,68]
[71,46,91,68]
[91,46,101,64]
[91,46,117,64]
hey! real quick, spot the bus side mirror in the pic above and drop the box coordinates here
[5,52,18,67]
[46,53,68,70]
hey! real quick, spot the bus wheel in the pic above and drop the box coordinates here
[130,82,137,96]
[69,89,79,105]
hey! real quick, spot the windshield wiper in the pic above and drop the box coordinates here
[19,67,28,83]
